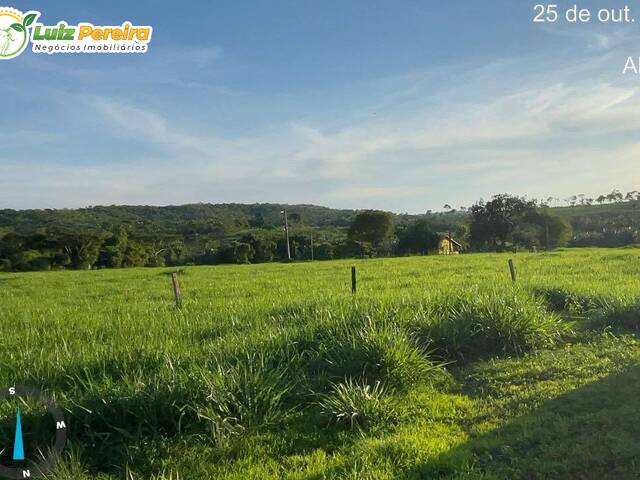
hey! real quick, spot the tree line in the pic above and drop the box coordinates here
[1,193,638,272]
[548,189,640,207]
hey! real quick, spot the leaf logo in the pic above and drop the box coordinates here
[0,7,40,60]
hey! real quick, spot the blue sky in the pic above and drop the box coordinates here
[1,1,639,212]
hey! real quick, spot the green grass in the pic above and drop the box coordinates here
[1,248,640,479]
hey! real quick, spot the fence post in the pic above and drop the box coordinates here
[351,266,357,294]
[171,272,182,308]
[508,259,517,283]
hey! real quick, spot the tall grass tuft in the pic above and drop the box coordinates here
[588,298,640,332]
[197,351,294,445]
[413,290,565,362]
[536,287,608,314]
[307,311,444,390]
[318,378,391,429]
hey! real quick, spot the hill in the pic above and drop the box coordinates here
[0,199,638,271]
[0,203,360,237]
[2,199,638,239]
[555,200,640,247]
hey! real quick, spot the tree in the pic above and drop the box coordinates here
[0,233,27,267]
[512,223,541,250]
[397,220,440,255]
[51,252,71,268]
[248,213,265,228]
[337,239,376,258]
[97,227,128,268]
[347,210,395,256]
[607,190,623,203]
[613,190,624,202]
[314,242,334,260]
[122,240,150,267]
[469,194,538,250]
[289,213,302,224]
[56,234,103,269]
[233,242,254,264]
[523,209,572,249]
[542,210,572,249]
[241,233,276,263]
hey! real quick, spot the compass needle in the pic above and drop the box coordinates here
[12,407,24,462]
[0,386,66,478]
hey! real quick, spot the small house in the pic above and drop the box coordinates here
[438,235,463,255]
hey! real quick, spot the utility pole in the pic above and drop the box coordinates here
[281,209,291,261]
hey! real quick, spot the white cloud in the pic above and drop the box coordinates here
[3,44,640,211]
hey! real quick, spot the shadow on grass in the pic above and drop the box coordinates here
[411,365,640,479]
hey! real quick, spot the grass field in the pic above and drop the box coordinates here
[1,248,640,479]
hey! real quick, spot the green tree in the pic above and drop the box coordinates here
[56,234,103,269]
[314,242,334,260]
[241,233,277,263]
[233,242,254,264]
[122,240,150,267]
[511,223,541,250]
[469,195,538,250]
[397,220,440,255]
[97,227,128,268]
[348,210,395,256]
[526,209,572,249]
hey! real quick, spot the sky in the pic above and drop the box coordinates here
[1,0,640,213]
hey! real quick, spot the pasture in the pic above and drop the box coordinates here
[1,248,640,479]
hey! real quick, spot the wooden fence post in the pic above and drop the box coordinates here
[351,266,357,294]
[508,259,517,283]
[171,272,182,308]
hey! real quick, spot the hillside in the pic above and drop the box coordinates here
[0,199,638,272]
[555,201,640,246]
[0,203,361,236]
[1,199,638,243]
